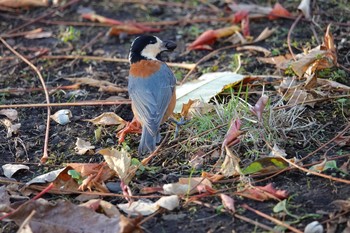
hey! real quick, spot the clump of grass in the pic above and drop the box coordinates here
[182,89,318,160]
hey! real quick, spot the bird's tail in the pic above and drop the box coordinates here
[138,127,160,155]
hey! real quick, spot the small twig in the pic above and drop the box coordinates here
[142,132,171,165]
[266,140,350,184]
[0,183,54,221]
[191,200,277,232]
[242,204,303,233]
[287,13,303,61]
[0,55,196,70]
[0,100,131,109]
[0,37,51,163]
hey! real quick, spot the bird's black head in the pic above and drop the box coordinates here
[129,35,177,64]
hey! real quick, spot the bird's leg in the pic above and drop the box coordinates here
[169,117,189,138]
[117,118,142,144]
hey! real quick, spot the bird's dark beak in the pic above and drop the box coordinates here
[161,40,177,51]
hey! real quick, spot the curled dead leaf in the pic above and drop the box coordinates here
[50,109,72,125]
[74,138,95,155]
[0,109,18,121]
[86,112,126,126]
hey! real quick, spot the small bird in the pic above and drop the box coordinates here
[127,35,177,155]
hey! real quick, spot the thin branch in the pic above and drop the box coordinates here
[0,37,51,163]
[242,204,303,233]
[0,100,131,109]
[287,13,303,61]
[0,55,196,70]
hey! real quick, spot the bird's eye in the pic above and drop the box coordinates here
[150,38,157,44]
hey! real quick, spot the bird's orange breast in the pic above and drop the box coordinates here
[129,60,161,78]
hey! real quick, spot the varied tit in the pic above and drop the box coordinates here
[128,35,177,155]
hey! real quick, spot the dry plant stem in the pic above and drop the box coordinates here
[17,210,36,231]
[191,200,277,232]
[0,183,54,221]
[0,55,195,70]
[265,141,350,184]
[142,132,170,165]
[287,13,303,61]
[138,209,164,225]
[2,0,80,36]
[0,37,51,163]
[0,100,131,109]
[300,122,350,163]
[242,204,303,233]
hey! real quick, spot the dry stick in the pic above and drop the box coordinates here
[141,132,171,165]
[0,100,131,109]
[0,55,196,70]
[2,0,80,36]
[0,37,51,164]
[265,140,350,185]
[242,204,303,233]
[299,123,350,163]
[191,200,277,232]
[287,13,303,61]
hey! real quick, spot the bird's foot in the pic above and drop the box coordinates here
[169,117,189,138]
[117,118,142,144]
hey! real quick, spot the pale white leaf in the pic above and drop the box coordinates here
[0,109,18,121]
[298,0,311,19]
[2,164,29,178]
[175,72,244,112]
[50,109,72,125]
[74,138,95,155]
[99,148,131,183]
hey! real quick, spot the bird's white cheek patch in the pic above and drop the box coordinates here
[141,44,161,60]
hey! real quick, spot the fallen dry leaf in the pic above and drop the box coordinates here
[254,27,276,42]
[298,0,311,19]
[0,0,56,8]
[0,109,18,121]
[268,3,292,20]
[74,138,95,155]
[108,25,144,36]
[220,146,242,177]
[250,95,269,121]
[81,12,122,25]
[220,194,235,213]
[161,177,215,195]
[222,118,242,149]
[65,77,127,93]
[2,164,30,178]
[188,26,240,50]
[6,198,133,233]
[85,112,126,126]
[236,183,288,201]
[118,195,179,216]
[0,118,21,138]
[237,45,271,57]
[99,148,136,184]
[50,109,72,125]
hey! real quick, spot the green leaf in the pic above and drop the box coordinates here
[242,157,289,175]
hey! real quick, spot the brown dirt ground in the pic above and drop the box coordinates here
[1,0,350,232]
